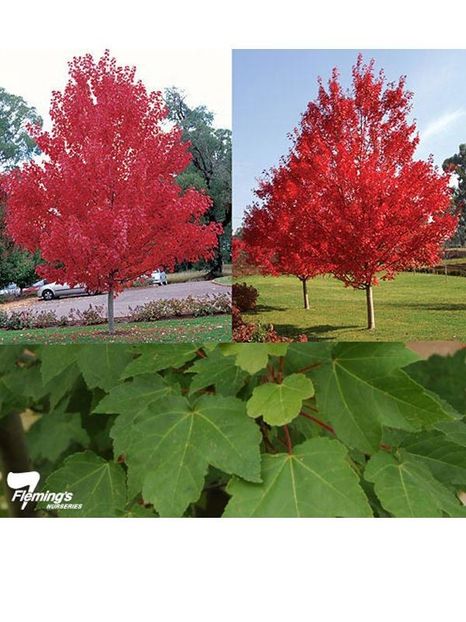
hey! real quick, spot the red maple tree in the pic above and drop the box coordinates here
[4,51,221,332]
[242,55,458,329]
[242,162,331,309]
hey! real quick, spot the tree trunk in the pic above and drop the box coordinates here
[301,277,310,310]
[365,283,375,330]
[0,412,36,517]
[108,286,115,334]
[205,247,223,280]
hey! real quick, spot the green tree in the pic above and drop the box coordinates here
[443,144,466,246]
[0,87,41,171]
[0,199,42,290]
[0,87,42,288]
[164,88,231,277]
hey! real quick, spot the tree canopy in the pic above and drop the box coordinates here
[4,52,221,331]
[241,56,458,328]
[164,87,231,276]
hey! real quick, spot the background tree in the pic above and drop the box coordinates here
[443,144,466,246]
[164,87,231,277]
[5,52,221,333]
[0,88,42,289]
[0,87,41,171]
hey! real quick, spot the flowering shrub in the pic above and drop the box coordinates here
[0,296,231,330]
[128,294,231,322]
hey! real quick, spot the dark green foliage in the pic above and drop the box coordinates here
[443,144,466,246]
[0,87,43,288]
[164,88,231,275]
[0,343,465,517]
[0,86,42,170]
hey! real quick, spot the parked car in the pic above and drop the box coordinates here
[22,279,46,296]
[151,269,168,286]
[0,283,20,297]
[38,282,90,301]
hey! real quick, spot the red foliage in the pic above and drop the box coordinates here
[232,304,308,343]
[232,235,257,277]
[4,51,221,294]
[242,55,458,292]
[242,163,331,282]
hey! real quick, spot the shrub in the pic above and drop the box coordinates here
[232,282,258,312]
[71,305,106,326]
[232,305,307,343]
[128,294,231,323]
[0,295,231,331]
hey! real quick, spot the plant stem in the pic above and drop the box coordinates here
[283,425,293,454]
[300,411,335,434]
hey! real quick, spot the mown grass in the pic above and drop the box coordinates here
[0,315,231,344]
[213,276,233,285]
[168,264,232,284]
[237,272,466,341]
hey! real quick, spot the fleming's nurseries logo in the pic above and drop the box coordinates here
[6,471,82,512]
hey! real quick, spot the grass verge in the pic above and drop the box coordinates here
[0,315,231,344]
[237,272,466,341]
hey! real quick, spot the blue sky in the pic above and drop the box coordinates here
[233,49,466,230]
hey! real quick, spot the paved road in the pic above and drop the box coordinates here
[20,281,230,318]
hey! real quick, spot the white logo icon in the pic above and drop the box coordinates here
[7,471,41,510]
[6,471,82,511]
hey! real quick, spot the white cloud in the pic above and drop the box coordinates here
[420,108,466,142]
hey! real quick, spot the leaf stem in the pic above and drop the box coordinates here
[300,411,335,434]
[295,362,321,374]
[283,425,293,454]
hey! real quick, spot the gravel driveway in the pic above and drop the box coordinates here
[12,281,230,319]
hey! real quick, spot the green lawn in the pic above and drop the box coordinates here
[213,276,233,285]
[0,315,231,344]
[238,273,466,341]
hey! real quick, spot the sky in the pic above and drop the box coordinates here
[0,48,231,130]
[233,49,466,230]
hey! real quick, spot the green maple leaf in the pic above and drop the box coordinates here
[308,343,452,454]
[365,451,466,517]
[121,345,199,378]
[284,343,334,372]
[28,409,89,462]
[435,420,466,446]
[247,374,314,426]
[94,374,174,457]
[114,394,262,517]
[39,345,80,385]
[187,348,248,396]
[220,344,288,374]
[402,431,466,486]
[406,349,466,415]
[224,437,372,517]
[76,345,133,391]
[42,451,127,517]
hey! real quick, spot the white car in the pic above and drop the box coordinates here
[151,270,168,286]
[38,282,89,301]
[0,283,20,297]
